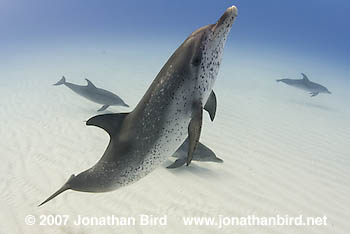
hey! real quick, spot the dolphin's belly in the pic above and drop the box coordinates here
[115,83,213,187]
[283,81,311,92]
[144,104,191,164]
[80,92,114,105]
[140,78,215,169]
[294,84,309,91]
[69,86,116,105]
[127,98,191,181]
[96,65,216,190]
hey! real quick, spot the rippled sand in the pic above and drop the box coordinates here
[1,45,349,234]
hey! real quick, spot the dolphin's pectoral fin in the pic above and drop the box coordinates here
[85,79,97,89]
[86,113,129,137]
[98,105,110,111]
[310,92,319,97]
[204,90,217,121]
[187,102,203,166]
[167,159,186,169]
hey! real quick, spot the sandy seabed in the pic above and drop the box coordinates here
[0,44,349,234]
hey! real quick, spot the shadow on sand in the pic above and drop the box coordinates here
[289,99,336,112]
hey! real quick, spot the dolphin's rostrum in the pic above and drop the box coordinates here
[277,73,331,97]
[39,5,238,206]
[54,76,129,111]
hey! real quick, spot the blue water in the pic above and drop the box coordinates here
[1,1,349,234]
[1,0,349,71]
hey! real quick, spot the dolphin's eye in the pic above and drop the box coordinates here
[192,57,201,67]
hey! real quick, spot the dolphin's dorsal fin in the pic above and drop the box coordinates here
[167,139,223,169]
[167,158,186,169]
[301,73,310,82]
[85,79,97,89]
[174,139,218,161]
[86,113,129,137]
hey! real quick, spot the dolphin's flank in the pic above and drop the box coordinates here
[54,76,129,111]
[277,73,331,97]
[39,5,238,206]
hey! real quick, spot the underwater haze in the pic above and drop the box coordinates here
[0,1,349,234]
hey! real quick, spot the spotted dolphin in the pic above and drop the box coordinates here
[277,73,331,97]
[167,138,223,169]
[39,5,238,206]
[54,76,129,111]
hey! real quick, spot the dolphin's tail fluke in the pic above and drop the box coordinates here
[53,76,66,86]
[38,185,70,207]
[38,174,74,206]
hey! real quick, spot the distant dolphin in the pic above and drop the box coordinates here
[167,138,223,168]
[39,6,237,206]
[277,73,331,97]
[54,76,129,111]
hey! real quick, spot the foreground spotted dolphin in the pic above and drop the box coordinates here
[54,76,129,111]
[277,73,331,97]
[167,138,223,168]
[39,5,237,206]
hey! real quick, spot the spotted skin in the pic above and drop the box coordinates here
[101,6,237,189]
[39,6,238,206]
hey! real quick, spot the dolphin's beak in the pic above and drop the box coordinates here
[228,5,238,17]
[328,91,332,94]
[215,5,238,28]
[211,5,238,36]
